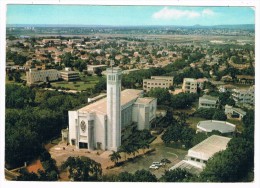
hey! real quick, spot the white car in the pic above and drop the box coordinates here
[152,162,163,167]
[149,164,159,169]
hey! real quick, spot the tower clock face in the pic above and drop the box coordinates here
[80,120,86,132]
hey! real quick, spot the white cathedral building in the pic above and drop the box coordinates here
[68,67,157,151]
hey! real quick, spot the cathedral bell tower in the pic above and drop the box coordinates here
[106,62,122,151]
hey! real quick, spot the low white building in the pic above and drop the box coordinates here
[197,120,236,134]
[232,86,254,105]
[170,135,231,174]
[198,95,219,109]
[26,69,60,85]
[225,105,247,120]
[182,78,197,93]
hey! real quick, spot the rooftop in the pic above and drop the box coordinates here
[188,135,231,161]
[135,97,155,104]
[78,89,143,115]
[169,160,203,175]
[197,120,236,133]
[237,75,255,79]
[184,78,197,82]
[200,95,219,101]
[143,79,171,82]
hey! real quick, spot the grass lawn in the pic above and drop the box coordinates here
[187,116,207,130]
[227,118,244,132]
[107,143,188,179]
[51,75,101,91]
[6,77,24,86]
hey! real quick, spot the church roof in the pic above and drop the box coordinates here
[78,89,143,115]
[135,97,155,104]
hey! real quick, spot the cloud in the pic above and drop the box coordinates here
[152,7,216,20]
[202,9,215,16]
[152,7,200,20]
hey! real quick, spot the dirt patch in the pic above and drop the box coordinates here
[26,159,44,174]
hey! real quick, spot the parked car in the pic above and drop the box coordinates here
[161,158,171,164]
[152,162,163,167]
[149,164,159,169]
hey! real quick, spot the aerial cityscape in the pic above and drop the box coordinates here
[4,5,255,183]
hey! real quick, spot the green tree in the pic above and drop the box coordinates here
[162,124,182,144]
[191,132,208,146]
[94,67,103,76]
[61,52,73,67]
[5,126,42,168]
[171,93,198,109]
[17,169,39,181]
[161,169,194,182]
[134,169,157,182]
[93,77,106,93]
[139,140,150,154]
[212,110,227,121]
[181,126,196,148]
[146,88,171,106]
[117,171,135,182]
[6,84,35,108]
[194,108,215,119]
[61,156,102,181]
[14,72,22,82]
[109,151,121,166]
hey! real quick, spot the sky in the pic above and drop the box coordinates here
[7,5,255,26]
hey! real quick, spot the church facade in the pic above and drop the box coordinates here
[68,67,157,151]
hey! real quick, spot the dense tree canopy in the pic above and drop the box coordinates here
[61,157,102,181]
[5,85,89,168]
[133,170,157,182]
[161,169,194,182]
[146,88,171,106]
[162,121,195,148]
[194,108,226,121]
[6,84,35,108]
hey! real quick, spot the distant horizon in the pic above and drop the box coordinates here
[6,23,255,27]
[7,5,255,26]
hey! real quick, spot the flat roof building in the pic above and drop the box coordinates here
[198,95,219,109]
[197,120,236,134]
[143,76,173,92]
[59,70,80,81]
[182,78,197,93]
[26,69,60,85]
[232,86,254,105]
[170,135,231,173]
[225,105,246,120]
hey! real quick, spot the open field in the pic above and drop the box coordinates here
[51,75,100,91]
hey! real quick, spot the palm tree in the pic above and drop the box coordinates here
[139,140,150,154]
[109,151,121,166]
[119,144,129,161]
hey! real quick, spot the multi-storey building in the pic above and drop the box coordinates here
[182,78,197,93]
[198,95,219,109]
[59,70,80,81]
[26,69,60,85]
[143,76,173,92]
[232,85,254,105]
